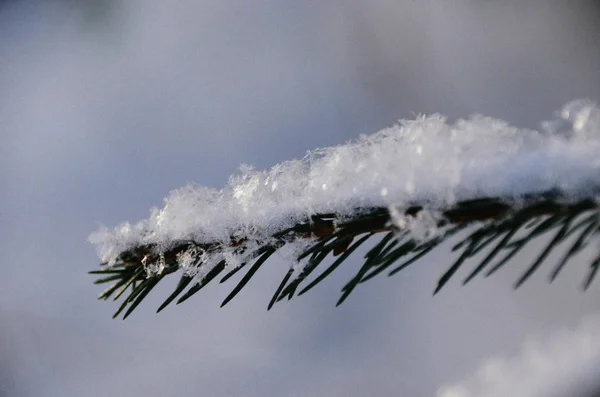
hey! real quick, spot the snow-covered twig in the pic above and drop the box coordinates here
[89,100,600,319]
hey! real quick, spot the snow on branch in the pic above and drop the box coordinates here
[89,99,600,318]
[437,316,600,397]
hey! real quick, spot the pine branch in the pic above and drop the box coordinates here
[91,191,600,319]
[90,100,600,318]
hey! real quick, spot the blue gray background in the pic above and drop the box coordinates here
[1,1,600,396]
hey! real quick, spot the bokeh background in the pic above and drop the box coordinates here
[2,1,600,396]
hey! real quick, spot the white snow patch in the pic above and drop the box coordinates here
[90,100,600,264]
[436,315,600,397]
[388,206,443,242]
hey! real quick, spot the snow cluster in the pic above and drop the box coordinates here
[90,100,600,265]
[436,315,600,397]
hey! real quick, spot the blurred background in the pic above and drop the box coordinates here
[1,1,600,396]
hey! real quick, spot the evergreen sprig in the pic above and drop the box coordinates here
[91,191,600,319]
